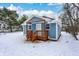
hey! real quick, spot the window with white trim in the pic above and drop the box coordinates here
[28,24,31,30]
[46,24,49,29]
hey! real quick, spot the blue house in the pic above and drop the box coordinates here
[22,16,61,41]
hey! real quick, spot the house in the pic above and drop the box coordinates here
[0,20,9,32]
[22,16,61,41]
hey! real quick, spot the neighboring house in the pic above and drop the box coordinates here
[22,16,61,41]
[0,20,9,32]
[0,20,20,32]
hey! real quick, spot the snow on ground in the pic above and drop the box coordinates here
[0,31,79,56]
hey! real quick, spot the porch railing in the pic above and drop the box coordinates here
[26,30,48,42]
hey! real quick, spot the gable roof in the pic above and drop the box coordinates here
[26,16,46,24]
[21,16,45,25]
[21,16,61,27]
[42,16,54,20]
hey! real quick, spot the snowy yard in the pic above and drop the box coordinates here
[0,32,79,56]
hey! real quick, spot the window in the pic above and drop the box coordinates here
[29,26,31,29]
[36,24,41,30]
[28,24,31,30]
[46,24,49,29]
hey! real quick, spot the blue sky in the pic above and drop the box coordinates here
[0,3,63,13]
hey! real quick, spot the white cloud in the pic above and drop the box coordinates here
[31,10,39,15]
[46,10,54,17]
[39,10,56,18]
[48,3,63,6]
[0,4,57,19]
[39,10,47,16]
[0,6,3,9]
[7,4,17,10]
[7,4,24,19]
[7,4,23,14]
[48,3,55,6]
[22,10,56,18]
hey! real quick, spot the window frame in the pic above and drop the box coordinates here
[46,23,50,29]
[27,24,32,30]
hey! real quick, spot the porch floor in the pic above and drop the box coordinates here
[26,30,48,42]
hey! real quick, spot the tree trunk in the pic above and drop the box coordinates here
[73,34,78,40]
[9,25,12,32]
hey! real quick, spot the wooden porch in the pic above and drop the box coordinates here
[26,30,48,42]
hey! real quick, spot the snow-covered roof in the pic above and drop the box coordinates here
[21,16,62,27]
[21,16,33,25]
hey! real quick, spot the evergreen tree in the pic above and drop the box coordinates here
[0,7,19,32]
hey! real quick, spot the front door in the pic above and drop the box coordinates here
[36,24,41,30]
[36,24,42,36]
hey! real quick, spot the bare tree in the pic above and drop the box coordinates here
[60,3,79,40]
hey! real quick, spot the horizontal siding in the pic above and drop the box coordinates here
[32,23,36,33]
[41,23,45,31]
[48,23,56,39]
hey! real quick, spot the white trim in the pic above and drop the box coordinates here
[56,23,58,39]
[48,37,58,40]
[23,25,25,35]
